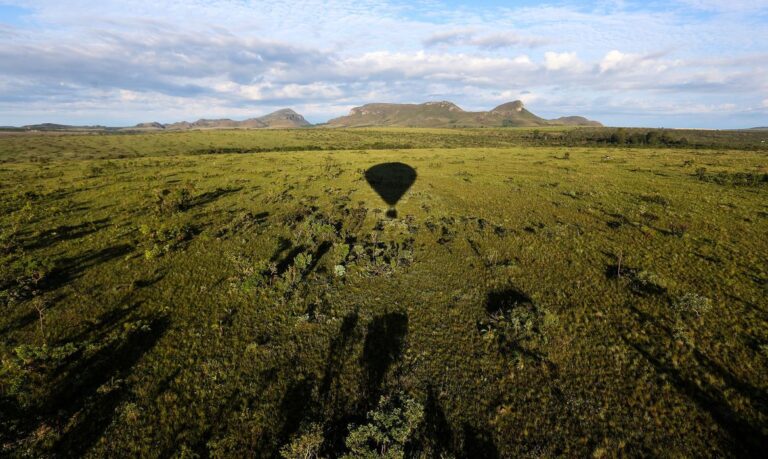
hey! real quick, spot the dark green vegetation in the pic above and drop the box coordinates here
[1,127,767,457]
[1,126,766,164]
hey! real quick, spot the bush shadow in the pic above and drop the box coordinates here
[24,218,111,250]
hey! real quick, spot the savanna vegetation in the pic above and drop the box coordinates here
[1,127,766,457]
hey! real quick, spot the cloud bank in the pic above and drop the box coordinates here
[0,0,766,128]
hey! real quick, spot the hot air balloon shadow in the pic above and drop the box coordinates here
[364,162,417,218]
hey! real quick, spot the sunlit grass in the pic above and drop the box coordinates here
[1,130,766,457]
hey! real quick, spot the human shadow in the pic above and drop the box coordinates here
[365,163,416,218]
[313,311,409,453]
[272,376,320,456]
[462,423,500,458]
[418,387,500,458]
[361,312,409,405]
[420,387,455,456]
[317,311,363,451]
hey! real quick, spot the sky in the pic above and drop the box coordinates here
[0,0,767,128]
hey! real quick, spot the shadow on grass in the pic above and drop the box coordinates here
[622,303,767,456]
[365,163,417,218]
[53,315,169,455]
[361,312,409,405]
[45,243,133,290]
[24,218,111,250]
[485,288,532,315]
[482,287,558,373]
[270,310,410,456]
[274,241,333,276]
[421,387,455,456]
[2,313,169,457]
[419,386,499,458]
[188,187,242,209]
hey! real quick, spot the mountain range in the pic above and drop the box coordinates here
[4,100,602,131]
[133,108,311,130]
[327,100,602,128]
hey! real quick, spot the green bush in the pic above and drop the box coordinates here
[673,293,712,317]
[139,221,195,258]
[343,392,424,459]
[153,183,194,215]
[280,423,324,459]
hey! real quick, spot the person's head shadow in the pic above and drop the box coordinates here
[364,163,417,218]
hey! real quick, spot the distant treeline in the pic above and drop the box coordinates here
[190,142,416,155]
[1,126,766,163]
[525,127,767,150]
[532,128,688,146]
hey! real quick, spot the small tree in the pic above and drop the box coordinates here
[343,392,424,458]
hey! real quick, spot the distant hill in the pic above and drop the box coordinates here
[256,108,312,128]
[19,123,112,131]
[131,109,311,131]
[6,103,602,131]
[327,100,602,128]
[748,127,768,131]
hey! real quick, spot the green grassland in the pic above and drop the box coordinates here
[1,128,767,457]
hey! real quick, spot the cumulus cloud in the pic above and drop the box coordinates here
[0,28,333,99]
[544,52,585,72]
[339,51,537,81]
[0,0,766,128]
[599,50,673,74]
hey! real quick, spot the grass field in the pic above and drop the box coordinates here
[1,128,767,457]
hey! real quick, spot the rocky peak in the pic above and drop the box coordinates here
[491,100,525,114]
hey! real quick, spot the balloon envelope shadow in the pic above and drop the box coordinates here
[364,162,417,218]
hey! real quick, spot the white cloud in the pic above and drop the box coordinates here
[0,0,766,128]
[424,29,549,49]
[599,50,673,74]
[339,51,538,80]
[544,52,585,72]
[600,50,630,72]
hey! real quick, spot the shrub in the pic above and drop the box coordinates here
[343,392,424,459]
[331,243,351,266]
[293,252,313,273]
[153,183,194,215]
[640,194,670,206]
[85,164,104,177]
[668,221,689,237]
[673,293,712,317]
[139,221,195,258]
[1,255,55,305]
[280,423,324,459]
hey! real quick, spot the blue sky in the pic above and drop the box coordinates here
[1,0,767,128]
